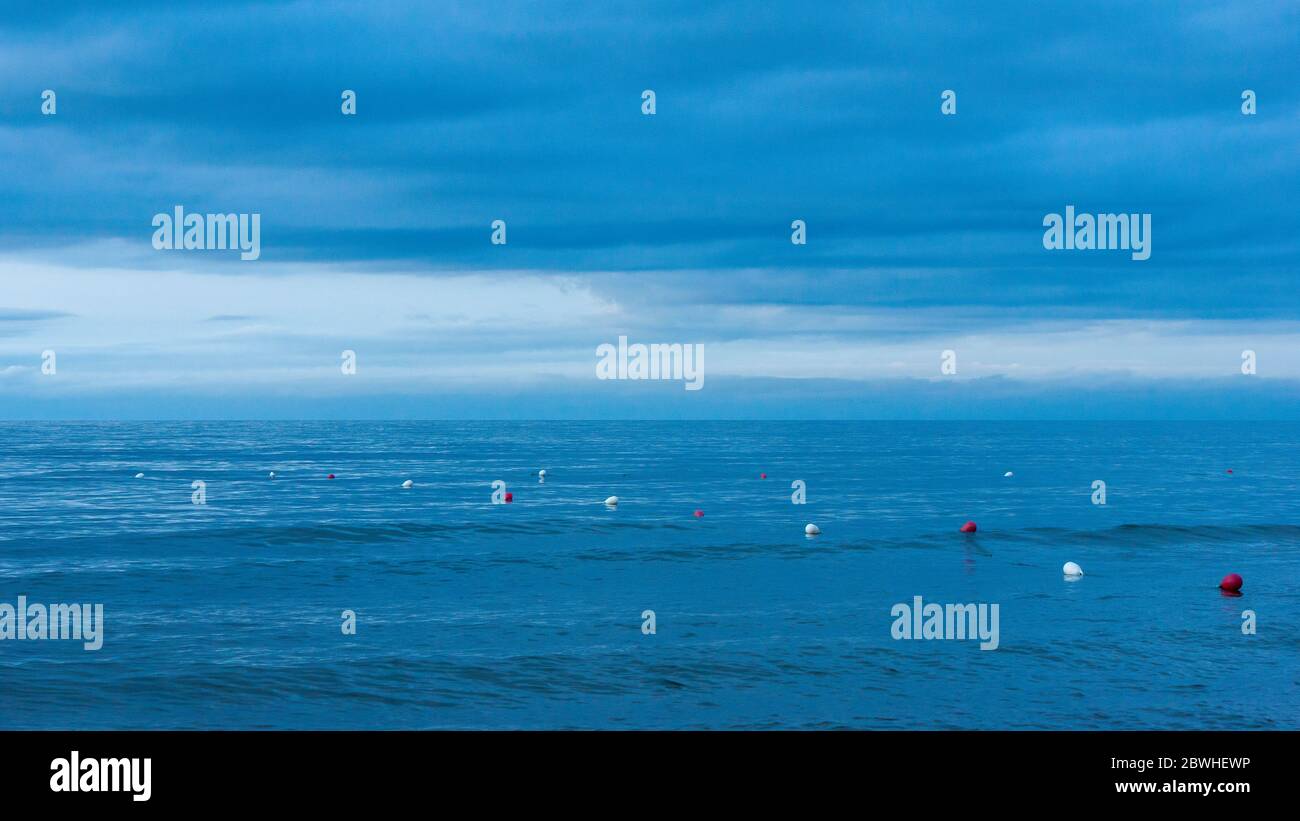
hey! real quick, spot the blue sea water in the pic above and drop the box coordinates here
[0,421,1296,730]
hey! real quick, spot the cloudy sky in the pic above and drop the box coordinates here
[1,0,1297,419]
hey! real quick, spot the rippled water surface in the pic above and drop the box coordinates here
[0,421,1296,729]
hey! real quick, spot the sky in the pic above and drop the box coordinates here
[1,0,1298,419]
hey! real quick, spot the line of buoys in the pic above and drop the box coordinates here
[947,521,1243,596]
[151,468,1244,609]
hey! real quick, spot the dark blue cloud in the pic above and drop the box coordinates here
[0,309,72,321]
[1,2,1298,418]
[2,0,1295,324]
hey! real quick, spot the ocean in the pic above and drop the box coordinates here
[0,421,1296,729]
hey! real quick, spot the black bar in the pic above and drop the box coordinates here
[1,731,1283,807]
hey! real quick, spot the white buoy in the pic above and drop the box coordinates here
[134,472,145,479]
[805,523,821,536]
[268,471,275,479]
[539,469,547,478]
[402,479,413,488]
[1004,471,1014,477]
[1063,561,1084,577]
[604,496,619,506]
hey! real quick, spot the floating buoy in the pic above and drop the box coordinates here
[805,523,820,536]
[1004,471,1013,478]
[1063,561,1084,577]
[760,473,767,479]
[539,470,547,478]
[401,479,413,488]
[268,471,275,479]
[693,509,704,518]
[504,491,513,503]
[604,496,619,506]
[134,472,145,479]
[960,521,977,533]
[1219,573,1243,593]
[1226,469,1234,474]
[328,474,335,480]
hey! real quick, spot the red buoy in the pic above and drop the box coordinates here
[693,509,704,518]
[960,521,977,533]
[1226,469,1234,474]
[505,491,514,503]
[328,474,335,480]
[1219,573,1243,592]
[760,473,767,479]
